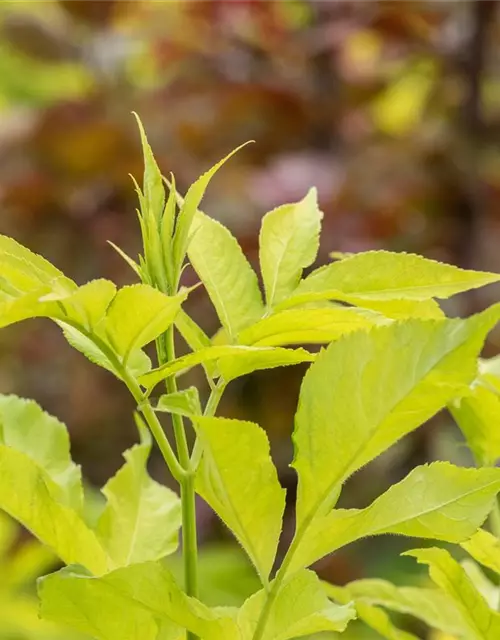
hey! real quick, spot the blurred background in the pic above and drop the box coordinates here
[1,1,500,638]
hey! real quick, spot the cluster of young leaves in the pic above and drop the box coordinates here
[2,119,500,639]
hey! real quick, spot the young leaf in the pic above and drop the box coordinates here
[238,570,355,640]
[283,250,500,309]
[352,298,445,320]
[187,211,264,340]
[102,285,185,364]
[194,416,285,583]
[292,308,500,531]
[96,429,181,567]
[0,394,82,511]
[237,307,380,347]
[290,463,500,572]
[326,580,463,637]
[139,345,313,390]
[462,529,500,576]
[173,143,251,280]
[449,385,500,467]
[259,188,322,308]
[133,112,164,222]
[156,387,202,417]
[406,547,500,640]
[39,561,239,640]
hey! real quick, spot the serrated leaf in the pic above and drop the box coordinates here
[259,188,322,307]
[103,285,184,363]
[217,346,314,382]
[282,251,500,309]
[60,278,116,329]
[156,387,202,417]
[0,395,83,511]
[406,547,500,640]
[292,308,500,531]
[108,241,142,279]
[0,445,107,574]
[173,143,251,280]
[187,211,264,339]
[354,298,445,320]
[175,308,217,379]
[238,307,379,347]
[326,579,464,638]
[97,430,181,567]
[238,570,355,640]
[39,562,239,640]
[133,113,164,222]
[449,385,500,466]
[462,529,500,576]
[290,463,500,572]
[139,345,312,390]
[195,416,285,582]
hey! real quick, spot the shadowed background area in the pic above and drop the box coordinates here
[1,2,500,637]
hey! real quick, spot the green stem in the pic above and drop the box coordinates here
[159,329,199,640]
[190,379,226,470]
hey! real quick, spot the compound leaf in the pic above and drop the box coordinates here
[406,547,500,640]
[259,188,322,308]
[195,417,285,583]
[187,211,264,340]
[97,429,181,567]
[293,308,500,531]
[290,463,500,572]
[238,570,355,640]
[39,562,238,640]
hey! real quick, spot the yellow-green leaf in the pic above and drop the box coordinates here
[187,211,264,339]
[259,188,322,307]
[462,529,500,576]
[195,417,285,583]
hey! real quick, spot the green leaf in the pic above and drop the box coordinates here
[195,416,285,583]
[462,559,500,610]
[217,346,314,382]
[352,298,445,320]
[173,143,251,281]
[326,579,463,638]
[107,241,142,279]
[39,562,239,640]
[133,113,164,222]
[59,278,116,329]
[462,529,500,576]
[479,355,500,393]
[282,251,500,309]
[259,188,322,307]
[156,387,202,417]
[290,462,500,573]
[237,570,356,640]
[96,429,181,567]
[139,345,313,390]
[237,307,380,347]
[187,211,264,340]
[406,547,500,640]
[102,285,184,364]
[449,384,500,466]
[0,445,107,574]
[292,308,500,531]
[0,395,83,511]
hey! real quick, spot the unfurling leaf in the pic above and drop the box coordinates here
[238,570,355,640]
[195,417,285,583]
[259,188,322,308]
[156,387,202,417]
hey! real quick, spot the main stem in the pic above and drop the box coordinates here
[160,329,199,640]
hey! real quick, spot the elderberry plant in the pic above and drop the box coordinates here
[1,116,500,639]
